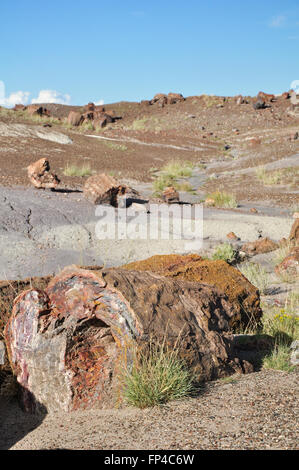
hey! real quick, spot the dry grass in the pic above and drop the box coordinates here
[206,190,238,208]
[63,163,92,177]
[238,262,270,295]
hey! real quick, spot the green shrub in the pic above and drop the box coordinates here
[121,341,194,408]
[238,262,270,295]
[212,243,236,263]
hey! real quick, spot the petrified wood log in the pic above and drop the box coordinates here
[5,266,251,413]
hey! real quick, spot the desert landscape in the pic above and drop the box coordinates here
[0,89,298,451]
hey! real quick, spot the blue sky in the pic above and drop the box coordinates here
[1,0,299,105]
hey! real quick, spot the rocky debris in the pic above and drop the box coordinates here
[282,91,291,100]
[290,341,299,366]
[27,105,50,117]
[204,198,215,207]
[162,186,180,204]
[227,232,239,241]
[257,92,275,102]
[67,111,84,127]
[241,237,279,255]
[250,208,258,214]
[288,131,298,141]
[253,100,266,110]
[275,247,299,277]
[13,104,27,111]
[4,266,254,413]
[248,137,261,147]
[83,173,128,206]
[150,92,185,106]
[122,255,262,329]
[0,341,5,365]
[27,158,60,190]
[289,219,299,245]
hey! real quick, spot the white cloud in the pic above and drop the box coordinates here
[270,15,287,28]
[31,89,71,105]
[94,99,104,105]
[0,80,30,107]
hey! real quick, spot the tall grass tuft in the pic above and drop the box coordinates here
[120,339,195,408]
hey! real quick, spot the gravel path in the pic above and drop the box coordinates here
[1,370,297,450]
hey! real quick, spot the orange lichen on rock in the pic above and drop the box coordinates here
[122,254,262,329]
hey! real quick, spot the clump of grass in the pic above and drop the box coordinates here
[238,262,270,295]
[256,167,282,185]
[63,163,92,177]
[152,160,194,196]
[161,160,194,179]
[121,339,195,409]
[212,243,236,263]
[206,190,237,208]
[131,117,148,131]
[260,293,299,371]
[262,344,295,372]
[272,242,293,266]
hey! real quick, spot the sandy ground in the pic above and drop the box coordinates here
[0,370,297,450]
[0,185,295,280]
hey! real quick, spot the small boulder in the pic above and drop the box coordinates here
[289,219,299,245]
[227,232,239,241]
[253,100,266,110]
[27,158,60,190]
[162,186,180,204]
[67,111,84,127]
[275,247,299,277]
[241,238,279,255]
[83,173,128,206]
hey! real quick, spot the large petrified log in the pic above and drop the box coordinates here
[122,255,263,329]
[4,266,251,413]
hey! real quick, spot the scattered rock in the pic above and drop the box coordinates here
[227,232,240,241]
[257,92,275,102]
[122,255,263,329]
[4,265,251,412]
[253,100,266,110]
[204,198,215,207]
[67,111,84,127]
[275,247,299,277]
[27,105,50,117]
[289,219,299,245]
[282,92,290,100]
[241,238,279,255]
[167,92,185,104]
[248,138,261,147]
[27,158,60,190]
[162,186,180,204]
[83,173,128,206]
[250,208,258,214]
[290,341,299,366]
[293,212,299,219]
[13,104,27,111]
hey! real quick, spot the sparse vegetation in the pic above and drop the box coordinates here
[212,243,236,263]
[272,242,293,266]
[238,262,270,295]
[103,141,128,151]
[120,339,195,409]
[152,160,194,196]
[256,167,282,185]
[206,191,237,208]
[63,163,92,177]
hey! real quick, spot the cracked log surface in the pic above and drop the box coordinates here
[4,266,252,413]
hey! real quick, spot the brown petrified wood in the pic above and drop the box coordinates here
[4,266,252,413]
